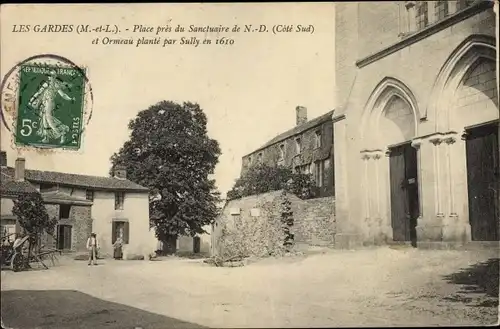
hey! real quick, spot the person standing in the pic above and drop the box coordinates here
[86,233,99,266]
[112,236,123,260]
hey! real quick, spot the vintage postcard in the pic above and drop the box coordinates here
[0,2,499,329]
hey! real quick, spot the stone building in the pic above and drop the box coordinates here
[333,0,499,248]
[0,151,154,258]
[241,106,335,198]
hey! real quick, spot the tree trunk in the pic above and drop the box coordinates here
[27,237,34,269]
[160,234,177,255]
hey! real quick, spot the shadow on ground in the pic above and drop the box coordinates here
[442,258,499,307]
[1,290,207,329]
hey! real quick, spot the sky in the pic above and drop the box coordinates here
[0,3,336,197]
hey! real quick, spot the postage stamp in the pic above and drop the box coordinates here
[1,54,93,151]
[16,64,85,148]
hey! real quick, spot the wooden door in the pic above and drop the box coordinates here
[57,225,64,250]
[405,145,419,246]
[466,122,499,241]
[63,226,72,250]
[57,225,72,250]
[389,143,419,244]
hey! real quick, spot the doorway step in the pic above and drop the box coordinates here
[386,241,414,250]
[416,241,500,250]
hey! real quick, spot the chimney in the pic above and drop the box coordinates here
[113,165,127,180]
[296,106,308,126]
[0,151,6,167]
[15,158,26,181]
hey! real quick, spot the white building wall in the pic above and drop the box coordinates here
[91,190,150,257]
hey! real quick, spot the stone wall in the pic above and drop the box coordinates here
[177,231,211,255]
[335,2,359,109]
[357,2,400,59]
[44,204,59,249]
[71,205,92,252]
[213,190,335,256]
[42,203,92,252]
[293,196,336,247]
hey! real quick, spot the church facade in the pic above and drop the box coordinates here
[333,1,499,248]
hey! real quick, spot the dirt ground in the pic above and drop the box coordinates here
[1,246,499,328]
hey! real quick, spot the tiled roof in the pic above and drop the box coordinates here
[0,167,149,192]
[247,110,335,156]
[0,179,39,196]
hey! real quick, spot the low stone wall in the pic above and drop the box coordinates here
[293,196,336,247]
[213,190,335,257]
[44,204,92,252]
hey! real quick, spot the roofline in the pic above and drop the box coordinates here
[0,190,39,198]
[2,167,150,192]
[43,199,94,205]
[27,179,150,193]
[42,198,94,206]
[242,109,335,158]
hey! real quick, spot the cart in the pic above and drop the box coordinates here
[1,233,61,272]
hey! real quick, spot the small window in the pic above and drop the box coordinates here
[295,137,302,154]
[115,192,125,210]
[457,0,476,11]
[40,183,56,193]
[314,161,324,188]
[59,204,71,219]
[315,130,322,148]
[279,144,285,160]
[434,1,449,21]
[257,153,263,163]
[415,1,429,30]
[248,156,252,164]
[86,190,94,201]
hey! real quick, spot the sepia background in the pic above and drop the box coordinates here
[0,3,336,197]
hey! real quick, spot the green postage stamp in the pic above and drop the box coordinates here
[15,64,86,149]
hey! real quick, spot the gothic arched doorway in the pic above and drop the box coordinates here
[382,95,419,246]
[457,58,499,241]
[360,78,420,246]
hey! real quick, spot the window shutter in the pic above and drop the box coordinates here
[112,222,117,244]
[123,222,130,244]
[64,226,72,250]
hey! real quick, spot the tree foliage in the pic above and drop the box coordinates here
[110,101,221,242]
[226,163,315,200]
[12,192,57,243]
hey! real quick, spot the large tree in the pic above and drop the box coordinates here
[110,101,221,251]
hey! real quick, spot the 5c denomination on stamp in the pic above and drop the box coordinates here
[1,54,93,151]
